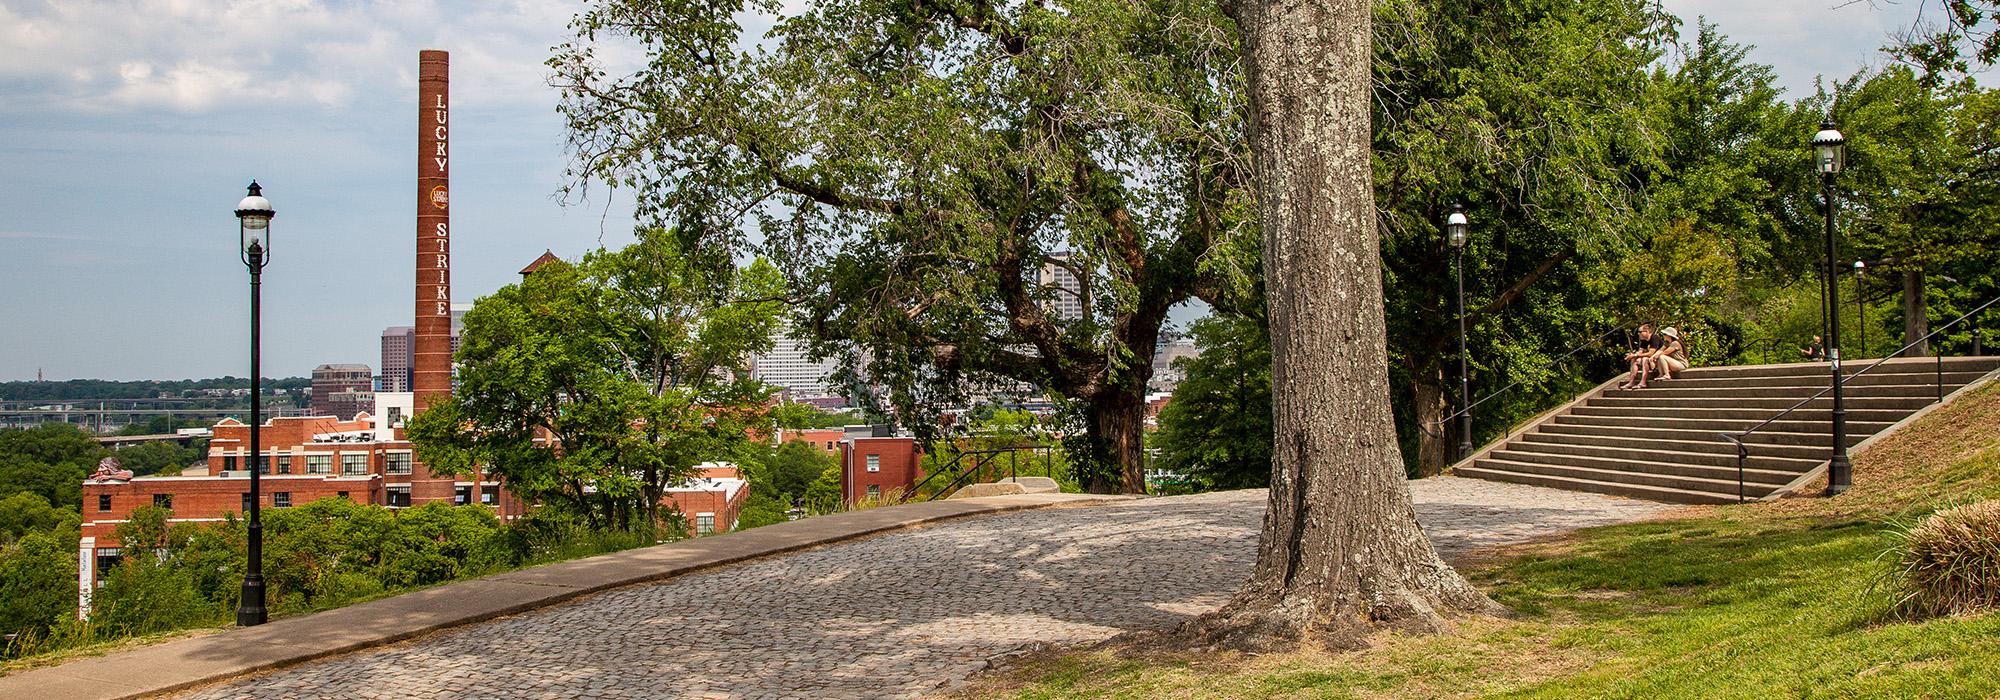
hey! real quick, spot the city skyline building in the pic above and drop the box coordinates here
[751,322,842,398]
[1038,252,1085,321]
[309,363,374,420]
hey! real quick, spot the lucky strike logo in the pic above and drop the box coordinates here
[430,186,449,209]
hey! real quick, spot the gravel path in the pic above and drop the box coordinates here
[177,478,1670,700]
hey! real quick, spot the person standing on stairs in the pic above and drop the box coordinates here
[1621,324,1665,390]
[1655,327,1690,380]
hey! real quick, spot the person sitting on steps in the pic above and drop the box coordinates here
[1620,324,1664,390]
[1654,327,1690,381]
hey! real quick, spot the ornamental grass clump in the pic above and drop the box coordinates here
[1886,499,2000,618]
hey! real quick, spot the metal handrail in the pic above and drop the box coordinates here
[1719,292,2000,502]
[898,443,1050,502]
[1432,323,1633,445]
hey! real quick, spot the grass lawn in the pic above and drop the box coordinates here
[959,382,2000,699]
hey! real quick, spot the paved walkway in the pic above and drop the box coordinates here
[175,478,1669,700]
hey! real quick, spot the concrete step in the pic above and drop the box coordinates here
[1454,356,1995,504]
[1589,395,1937,411]
[1639,370,1989,391]
[1568,405,1912,424]
[1673,357,2000,381]
[1517,430,1832,463]
[1456,462,1763,504]
[1480,454,1792,492]
[1490,446,1812,481]
[1600,383,1956,400]
[1536,422,1865,449]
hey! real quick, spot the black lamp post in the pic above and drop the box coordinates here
[1853,260,1866,355]
[1446,205,1472,461]
[234,181,274,626]
[1812,120,1851,496]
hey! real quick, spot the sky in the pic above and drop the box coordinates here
[0,0,1949,382]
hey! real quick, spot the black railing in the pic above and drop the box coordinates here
[1436,323,1634,453]
[898,443,1054,503]
[1719,293,2000,502]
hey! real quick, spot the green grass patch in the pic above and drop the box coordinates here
[968,385,2000,699]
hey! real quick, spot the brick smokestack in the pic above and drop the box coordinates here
[414,50,452,412]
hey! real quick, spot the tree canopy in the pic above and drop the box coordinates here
[552,0,1258,492]
[409,229,788,530]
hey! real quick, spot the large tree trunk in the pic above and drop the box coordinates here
[1182,0,1501,650]
[1903,267,1929,357]
[1410,367,1452,477]
[1082,384,1151,495]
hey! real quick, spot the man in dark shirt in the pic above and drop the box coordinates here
[1621,324,1664,389]
[1803,335,1825,361]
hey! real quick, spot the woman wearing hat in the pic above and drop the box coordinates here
[1654,327,1689,381]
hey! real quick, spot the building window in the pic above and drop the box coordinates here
[867,485,881,499]
[223,455,237,472]
[273,455,291,475]
[97,494,112,512]
[242,493,255,512]
[273,492,292,508]
[388,406,404,427]
[386,452,413,475]
[825,441,834,450]
[153,494,173,509]
[866,454,881,473]
[696,513,715,535]
[306,454,332,474]
[386,488,411,508]
[454,486,471,506]
[341,453,369,475]
[337,491,350,500]
[481,485,498,505]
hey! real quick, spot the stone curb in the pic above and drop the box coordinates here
[0,493,1136,700]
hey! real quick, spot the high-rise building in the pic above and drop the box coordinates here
[751,323,842,398]
[1039,252,1085,321]
[311,364,375,419]
[379,307,464,393]
[379,326,413,392]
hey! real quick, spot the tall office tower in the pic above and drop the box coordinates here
[379,326,414,392]
[310,364,374,419]
[1039,252,1085,321]
[751,323,842,397]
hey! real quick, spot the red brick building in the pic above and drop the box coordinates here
[76,405,526,614]
[778,428,845,456]
[839,436,923,504]
[663,464,751,535]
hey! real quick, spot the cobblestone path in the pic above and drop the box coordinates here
[178,478,1670,700]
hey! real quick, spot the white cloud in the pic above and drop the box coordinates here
[0,0,584,113]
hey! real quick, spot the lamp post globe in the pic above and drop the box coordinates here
[1811,121,1851,496]
[1447,204,1473,461]
[234,181,273,627]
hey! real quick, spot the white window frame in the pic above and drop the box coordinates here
[386,451,413,475]
[306,454,332,475]
[341,453,369,475]
[695,513,716,535]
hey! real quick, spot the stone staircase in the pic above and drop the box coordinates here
[1452,356,2000,504]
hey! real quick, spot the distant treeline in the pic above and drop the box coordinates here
[0,377,310,402]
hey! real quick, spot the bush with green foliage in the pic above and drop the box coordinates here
[1151,316,1273,491]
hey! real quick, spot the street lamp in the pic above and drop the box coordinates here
[1811,120,1850,496]
[1853,260,1866,355]
[1446,205,1472,461]
[234,181,274,626]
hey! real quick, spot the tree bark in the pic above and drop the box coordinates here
[1083,383,1152,494]
[1410,368,1452,477]
[1183,0,1501,650]
[1903,267,1929,357]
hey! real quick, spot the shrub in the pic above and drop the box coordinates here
[1886,499,2000,617]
